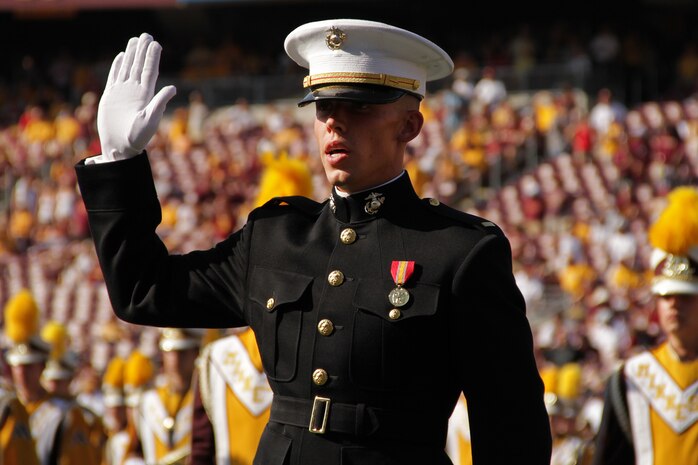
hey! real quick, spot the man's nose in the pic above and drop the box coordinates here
[324,106,346,132]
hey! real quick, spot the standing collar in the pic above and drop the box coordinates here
[328,171,419,223]
[333,171,406,198]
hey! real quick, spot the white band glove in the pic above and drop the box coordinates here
[97,33,177,161]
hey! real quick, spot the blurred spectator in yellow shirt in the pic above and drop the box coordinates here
[22,105,55,144]
[54,104,81,148]
[9,206,34,253]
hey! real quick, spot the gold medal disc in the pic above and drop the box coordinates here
[388,287,410,307]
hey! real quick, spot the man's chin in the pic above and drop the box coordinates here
[326,171,351,190]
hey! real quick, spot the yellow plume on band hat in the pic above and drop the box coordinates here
[41,320,79,380]
[124,350,154,407]
[253,151,313,208]
[41,320,69,361]
[103,356,126,407]
[124,350,153,389]
[4,289,51,366]
[556,362,582,401]
[4,288,40,345]
[648,186,698,255]
[103,356,126,389]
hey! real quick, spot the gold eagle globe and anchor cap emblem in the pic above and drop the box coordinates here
[325,26,347,50]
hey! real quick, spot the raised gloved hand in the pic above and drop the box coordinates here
[97,33,177,161]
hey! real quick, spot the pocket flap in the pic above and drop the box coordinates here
[353,279,440,321]
[249,267,314,311]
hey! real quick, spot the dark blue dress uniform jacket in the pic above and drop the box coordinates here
[75,153,552,465]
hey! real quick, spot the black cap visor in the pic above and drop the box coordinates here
[298,84,413,107]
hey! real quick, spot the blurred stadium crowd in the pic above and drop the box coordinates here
[2,8,698,463]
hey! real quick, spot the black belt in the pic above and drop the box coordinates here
[269,395,444,446]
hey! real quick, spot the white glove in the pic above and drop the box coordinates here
[97,32,177,161]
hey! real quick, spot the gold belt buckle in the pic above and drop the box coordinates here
[309,396,331,434]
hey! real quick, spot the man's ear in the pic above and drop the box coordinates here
[398,109,424,143]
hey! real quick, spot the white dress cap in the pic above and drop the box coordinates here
[285,19,454,102]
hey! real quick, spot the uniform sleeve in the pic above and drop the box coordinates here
[451,232,552,464]
[591,372,634,465]
[75,152,249,328]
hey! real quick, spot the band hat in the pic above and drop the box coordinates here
[158,328,205,352]
[648,186,698,296]
[649,248,698,295]
[5,337,50,366]
[42,357,78,381]
[3,289,50,366]
[284,19,454,106]
[40,320,79,381]
[104,389,126,408]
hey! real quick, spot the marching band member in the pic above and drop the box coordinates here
[41,320,107,465]
[191,327,272,465]
[133,329,202,465]
[0,354,40,465]
[4,289,100,465]
[593,186,698,465]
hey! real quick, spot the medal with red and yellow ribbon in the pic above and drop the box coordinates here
[389,260,415,307]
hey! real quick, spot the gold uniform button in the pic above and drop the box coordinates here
[388,308,402,320]
[317,319,334,336]
[328,270,344,286]
[429,198,440,206]
[312,368,328,386]
[266,298,275,310]
[340,228,357,244]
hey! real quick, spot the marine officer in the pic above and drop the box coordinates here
[75,19,552,464]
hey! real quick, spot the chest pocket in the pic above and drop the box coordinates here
[248,266,314,382]
[350,279,441,391]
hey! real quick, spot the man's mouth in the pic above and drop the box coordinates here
[325,142,349,162]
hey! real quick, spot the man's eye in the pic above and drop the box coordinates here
[351,102,371,111]
[316,101,333,113]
